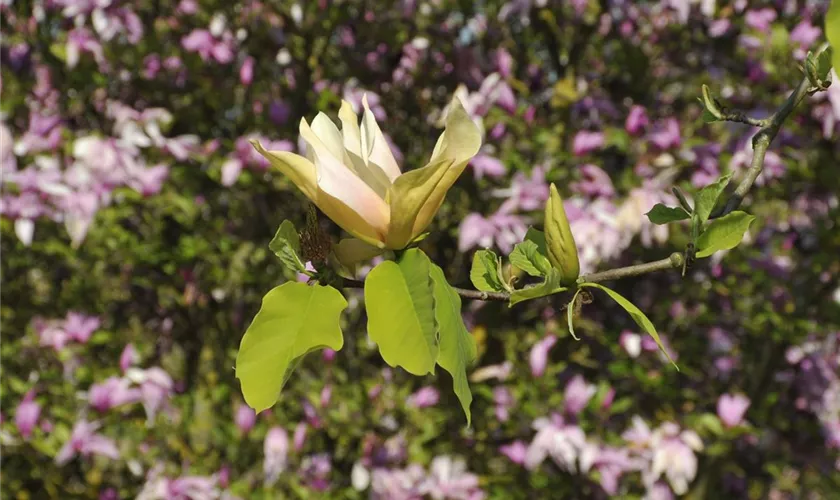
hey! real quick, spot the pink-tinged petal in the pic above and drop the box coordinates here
[299,119,390,243]
[530,335,557,377]
[338,101,391,197]
[360,95,401,181]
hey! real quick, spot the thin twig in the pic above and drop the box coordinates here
[578,253,684,283]
[341,278,510,301]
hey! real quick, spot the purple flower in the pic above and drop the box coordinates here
[648,118,681,150]
[240,56,255,86]
[181,29,235,64]
[63,312,100,343]
[235,404,257,434]
[300,453,332,492]
[525,415,587,471]
[493,387,514,422]
[407,386,439,408]
[717,393,750,428]
[744,8,777,33]
[564,375,596,415]
[120,343,139,372]
[88,376,140,412]
[66,28,105,69]
[495,48,513,77]
[127,367,174,422]
[420,455,484,500]
[264,427,290,486]
[499,441,528,465]
[790,20,821,48]
[496,165,549,212]
[136,465,220,500]
[469,154,507,180]
[56,420,120,465]
[457,210,529,254]
[529,335,557,377]
[572,130,605,156]
[571,164,615,198]
[15,391,40,440]
[625,105,649,135]
[293,422,308,452]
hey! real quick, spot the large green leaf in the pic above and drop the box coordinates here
[695,211,756,258]
[470,250,507,292]
[269,220,306,272]
[580,283,677,368]
[430,264,477,425]
[236,282,347,412]
[509,268,568,306]
[646,204,690,225]
[365,249,438,376]
[509,240,552,277]
[694,174,732,224]
[827,0,840,76]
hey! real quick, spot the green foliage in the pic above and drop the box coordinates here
[235,282,347,412]
[646,204,691,225]
[509,240,551,277]
[827,0,840,75]
[268,220,306,273]
[470,250,508,292]
[696,211,756,258]
[430,264,477,425]
[365,249,438,376]
[509,268,568,307]
[694,173,733,225]
[580,283,676,368]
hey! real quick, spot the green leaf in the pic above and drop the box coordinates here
[695,211,756,258]
[509,268,568,306]
[694,173,732,224]
[236,282,347,412]
[269,220,306,272]
[566,287,583,341]
[509,240,552,277]
[646,204,690,225]
[430,264,477,425]
[470,250,507,292]
[827,0,840,77]
[365,248,438,376]
[580,283,677,368]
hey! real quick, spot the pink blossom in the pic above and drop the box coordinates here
[66,28,105,69]
[469,154,507,180]
[300,453,332,492]
[564,375,596,415]
[716,393,750,428]
[499,441,528,465]
[15,391,40,440]
[235,404,257,434]
[625,105,649,135]
[88,376,141,412]
[120,344,139,372]
[525,415,587,471]
[420,455,485,500]
[264,427,290,486]
[127,367,174,422]
[63,312,100,343]
[457,210,529,254]
[293,422,308,452]
[493,387,514,422]
[181,29,235,64]
[469,361,513,383]
[645,422,704,495]
[648,118,681,150]
[744,8,777,33]
[408,386,440,408]
[790,20,821,48]
[529,335,558,378]
[495,48,513,77]
[572,130,605,156]
[496,165,549,212]
[240,56,255,86]
[571,164,615,198]
[56,420,120,465]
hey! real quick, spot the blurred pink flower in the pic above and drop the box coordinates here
[264,427,290,486]
[15,390,40,440]
[493,387,514,422]
[469,361,513,383]
[63,312,100,343]
[126,367,174,422]
[420,455,485,500]
[235,404,257,434]
[293,422,308,452]
[136,465,220,500]
[181,29,235,64]
[625,105,649,135]
[499,441,528,465]
[300,453,332,492]
[120,343,139,372]
[457,210,529,254]
[240,56,255,86]
[88,376,141,412]
[744,8,777,33]
[564,375,596,415]
[646,423,704,495]
[571,164,615,198]
[56,420,120,465]
[495,48,513,77]
[66,28,105,69]
[648,118,681,150]
[469,154,507,180]
[529,335,557,377]
[619,331,642,358]
[572,130,605,156]
[717,393,750,428]
[525,414,587,471]
[408,386,440,408]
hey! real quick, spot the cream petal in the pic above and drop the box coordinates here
[360,94,401,182]
[310,112,347,161]
[339,100,391,198]
[299,119,390,242]
[338,101,363,158]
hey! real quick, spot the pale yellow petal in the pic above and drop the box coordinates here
[361,94,401,182]
[339,100,391,198]
[310,112,346,161]
[334,237,385,271]
[338,101,363,158]
[384,158,453,249]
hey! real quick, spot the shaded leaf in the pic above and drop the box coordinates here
[509,240,551,277]
[509,268,568,306]
[470,249,507,292]
[566,287,583,341]
[646,204,690,225]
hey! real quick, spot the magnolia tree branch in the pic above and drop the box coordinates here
[339,55,824,303]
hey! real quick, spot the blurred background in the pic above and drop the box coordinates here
[2,0,839,498]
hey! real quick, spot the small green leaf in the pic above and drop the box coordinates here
[509,268,568,306]
[470,250,507,292]
[269,220,306,272]
[827,0,840,76]
[365,249,438,376]
[816,48,833,83]
[694,174,732,224]
[566,288,583,341]
[672,187,693,213]
[509,240,551,277]
[699,84,723,122]
[430,264,477,425]
[695,211,756,258]
[236,282,347,412]
[580,283,677,368]
[646,204,690,225]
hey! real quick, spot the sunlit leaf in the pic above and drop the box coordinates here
[236,282,347,412]
[695,211,756,258]
[470,250,507,292]
[509,240,551,277]
[694,173,732,224]
[509,268,568,306]
[269,220,306,272]
[826,0,840,76]
[646,204,690,225]
[365,249,438,376]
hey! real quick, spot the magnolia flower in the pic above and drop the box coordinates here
[264,427,290,486]
[56,420,120,465]
[235,404,257,434]
[407,387,440,408]
[499,441,528,465]
[88,376,141,412]
[564,375,596,415]
[251,95,480,261]
[15,391,41,440]
[529,335,557,377]
[717,393,750,428]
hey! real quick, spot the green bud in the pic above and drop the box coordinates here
[544,183,580,285]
